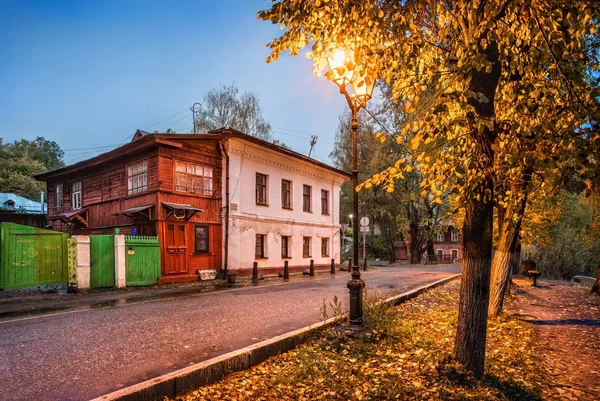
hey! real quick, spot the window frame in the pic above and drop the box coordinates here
[256,173,268,206]
[451,230,459,242]
[437,232,445,242]
[302,236,311,258]
[72,181,82,210]
[255,234,267,258]
[127,159,149,195]
[281,235,291,258]
[174,160,214,196]
[321,237,330,257]
[281,179,292,209]
[194,224,210,253]
[55,183,63,210]
[303,185,312,212]
[321,189,329,215]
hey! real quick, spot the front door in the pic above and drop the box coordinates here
[164,223,188,274]
[451,249,458,262]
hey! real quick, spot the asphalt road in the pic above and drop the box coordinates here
[0,264,460,401]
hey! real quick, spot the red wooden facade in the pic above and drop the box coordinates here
[36,132,223,283]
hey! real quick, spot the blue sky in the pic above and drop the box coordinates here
[0,0,348,165]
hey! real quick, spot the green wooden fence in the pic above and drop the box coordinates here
[90,235,115,288]
[125,236,160,286]
[0,223,68,290]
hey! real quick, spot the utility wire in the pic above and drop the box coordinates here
[143,107,190,131]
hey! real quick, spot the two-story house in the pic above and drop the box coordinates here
[36,131,223,283]
[433,225,462,262]
[219,129,350,275]
[36,128,350,282]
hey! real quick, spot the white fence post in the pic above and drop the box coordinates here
[114,234,126,288]
[73,235,90,290]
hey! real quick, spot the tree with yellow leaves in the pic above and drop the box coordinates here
[259,0,599,377]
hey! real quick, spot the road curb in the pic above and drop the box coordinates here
[91,273,461,401]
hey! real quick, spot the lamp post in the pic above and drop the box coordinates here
[325,50,375,325]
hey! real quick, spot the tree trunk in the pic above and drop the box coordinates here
[453,185,494,379]
[592,264,600,294]
[453,38,501,378]
[409,223,424,263]
[488,210,520,318]
[511,237,522,275]
[489,168,531,318]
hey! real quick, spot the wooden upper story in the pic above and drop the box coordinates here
[36,132,223,233]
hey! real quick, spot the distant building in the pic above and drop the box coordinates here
[0,193,47,228]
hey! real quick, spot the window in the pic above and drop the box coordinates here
[56,183,63,210]
[281,236,291,258]
[195,225,209,253]
[451,230,459,242]
[281,179,292,209]
[175,161,213,195]
[127,159,148,195]
[255,234,266,258]
[437,232,445,242]
[72,181,82,210]
[436,249,444,259]
[256,173,268,205]
[321,237,329,257]
[303,185,312,212]
[303,236,311,258]
[321,190,329,215]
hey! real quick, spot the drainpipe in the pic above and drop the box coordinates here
[218,138,230,279]
[40,191,45,214]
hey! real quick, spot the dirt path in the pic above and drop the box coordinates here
[505,278,600,400]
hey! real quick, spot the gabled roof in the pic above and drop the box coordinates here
[211,128,351,179]
[0,193,47,215]
[35,128,351,181]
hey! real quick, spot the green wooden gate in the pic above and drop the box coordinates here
[90,234,115,288]
[0,223,68,290]
[125,236,160,286]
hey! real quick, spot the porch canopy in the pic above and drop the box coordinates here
[114,204,154,219]
[161,202,204,221]
[47,208,89,227]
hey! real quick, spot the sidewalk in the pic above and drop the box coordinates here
[506,278,600,400]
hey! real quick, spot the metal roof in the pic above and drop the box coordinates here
[0,193,47,215]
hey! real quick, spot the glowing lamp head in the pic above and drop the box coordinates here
[326,49,354,87]
[351,71,375,106]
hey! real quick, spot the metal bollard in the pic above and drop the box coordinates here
[330,258,335,275]
[363,257,368,271]
[252,261,259,283]
[284,260,289,281]
[348,258,352,273]
[309,259,315,277]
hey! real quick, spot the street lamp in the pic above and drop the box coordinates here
[325,49,375,325]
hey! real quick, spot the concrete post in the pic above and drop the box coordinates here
[74,235,90,290]
[114,234,126,288]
